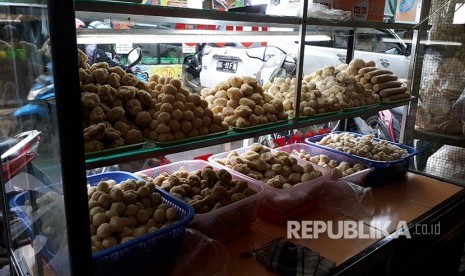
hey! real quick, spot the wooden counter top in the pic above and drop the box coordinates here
[221,172,464,276]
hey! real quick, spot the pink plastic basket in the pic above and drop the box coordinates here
[208,145,331,215]
[136,160,264,242]
[275,143,374,186]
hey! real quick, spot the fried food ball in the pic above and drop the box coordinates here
[137,90,153,107]
[90,62,110,72]
[209,124,221,133]
[240,83,254,96]
[156,123,170,134]
[213,98,227,107]
[106,106,125,122]
[187,128,199,138]
[173,131,186,140]
[89,107,107,124]
[226,87,243,100]
[181,121,193,133]
[77,49,88,69]
[125,99,142,117]
[81,83,100,94]
[171,101,185,113]
[242,76,258,87]
[156,111,171,124]
[114,121,131,137]
[193,107,205,118]
[229,76,244,88]
[97,85,117,103]
[121,73,139,87]
[222,107,234,117]
[117,86,137,102]
[83,123,106,140]
[158,133,174,142]
[149,75,159,83]
[187,94,202,106]
[271,99,284,113]
[236,117,250,128]
[103,127,121,141]
[183,110,194,121]
[79,68,94,84]
[215,90,228,99]
[249,114,259,126]
[185,102,195,111]
[108,66,126,78]
[263,103,276,114]
[81,92,101,108]
[171,109,183,121]
[125,129,144,144]
[162,94,175,104]
[192,117,203,130]
[175,93,187,103]
[160,103,174,113]
[135,111,152,127]
[202,116,212,128]
[227,99,239,109]
[224,115,237,126]
[211,106,223,115]
[198,127,209,135]
[239,98,256,110]
[169,79,181,89]
[84,140,104,152]
[212,114,223,125]
[107,72,121,89]
[266,114,277,122]
[136,81,150,92]
[92,68,109,85]
[234,105,253,118]
[112,99,123,108]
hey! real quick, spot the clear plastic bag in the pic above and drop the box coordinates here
[170,228,230,276]
[307,3,351,22]
[318,180,374,218]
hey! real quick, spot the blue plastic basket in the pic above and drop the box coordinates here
[10,171,195,276]
[305,131,417,185]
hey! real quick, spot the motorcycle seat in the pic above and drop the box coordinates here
[0,137,19,157]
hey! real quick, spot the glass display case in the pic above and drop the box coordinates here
[4,0,465,275]
[0,0,91,275]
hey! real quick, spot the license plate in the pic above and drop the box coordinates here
[216,60,238,73]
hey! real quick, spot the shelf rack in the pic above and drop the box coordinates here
[413,129,465,148]
[85,99,413,169]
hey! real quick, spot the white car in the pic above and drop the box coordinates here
[199,28,411,87]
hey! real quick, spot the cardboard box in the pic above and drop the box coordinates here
[336,0,385,21]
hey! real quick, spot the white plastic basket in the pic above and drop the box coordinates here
[208,145,331,214]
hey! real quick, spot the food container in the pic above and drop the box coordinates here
[275,143,374,185]
[136,160,264,242]
[208,145,331,217]
[11,172,195,276]
[305,131,417,186]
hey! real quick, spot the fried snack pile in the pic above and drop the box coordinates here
[137,166,257,214]
[303,63,379,110]
[264,77,333,116]
[200,76,288,128]
[291,149,365,179]
[78,49,226,151]
[88,178,180,253]
[214,144,323,189]
[317,132,409,161]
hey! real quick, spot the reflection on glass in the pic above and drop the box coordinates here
[0,2,70,275]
